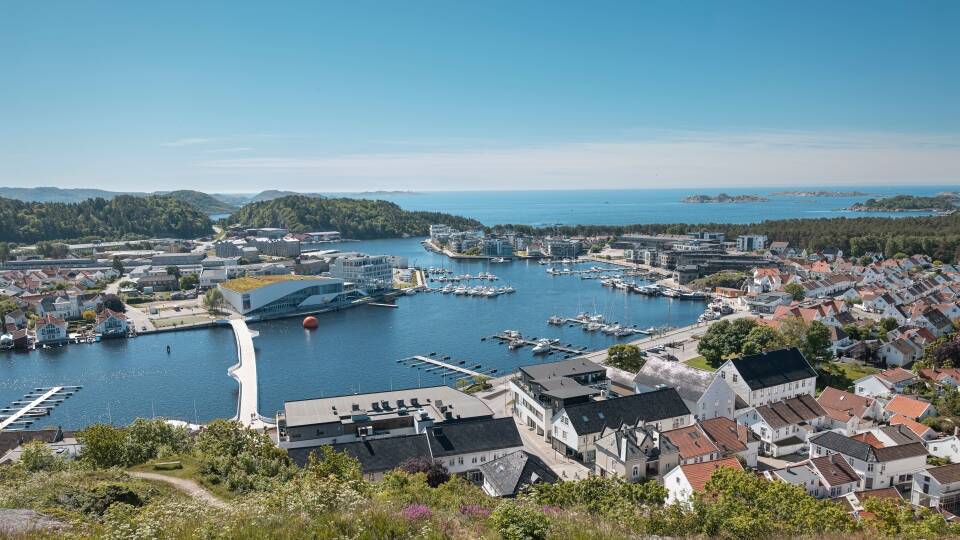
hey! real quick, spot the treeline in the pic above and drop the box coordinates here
[851,194,956,211]
[0,195,213,243]
[229,195,483,239]
[491,213,960,262]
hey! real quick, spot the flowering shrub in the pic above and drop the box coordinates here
[491,502,550,540]
[459,504,492,519]
[400,503,433,521]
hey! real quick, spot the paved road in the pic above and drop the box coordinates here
[129,472,229,510]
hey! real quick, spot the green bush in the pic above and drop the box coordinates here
[492,501,551,540]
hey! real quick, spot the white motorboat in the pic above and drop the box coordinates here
[548,316,564,325]
[585,322,603,332]
[532,339,551,354]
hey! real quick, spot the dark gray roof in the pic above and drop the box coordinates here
[0,428,69,457]
[755,394,826,430]
[520,358,605,381]
[810,430,928,463]
[731,348,818,390]
[561,387,690,434]
[427,417,522,457]
[879,424,923,445]
[537,377,601,400]
[927,463,960,485]
[288,434,429,472]
[477,450,559,496]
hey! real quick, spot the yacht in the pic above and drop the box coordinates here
[548,315,564,325]
[441,285,454,293]
[601,324,621,335]
[585,322,603,332]
[490,257,506,263]
[532,339,552,354]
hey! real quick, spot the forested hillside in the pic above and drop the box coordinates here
[229,195,482,238]
[164,190,238,214]
[493,213,960,262]
[0,196,213,243]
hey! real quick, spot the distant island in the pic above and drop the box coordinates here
[682,193,769,203]
[770,190,868,197]
[848,194,957,212]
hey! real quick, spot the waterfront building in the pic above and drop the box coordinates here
[717,348,817,409]
[276,385,493,449]
[736,235,768,252]
[249,237,301,258]
[328,254,392,293]
[509,358,608,441]
[218,275,345,317]
[481,238,514,258]
[429,224,454,241]
[245,227,288,239]
[288,416,523,483]
[94,309,128,337]
[544,240,579,259]
[35,314,68,345]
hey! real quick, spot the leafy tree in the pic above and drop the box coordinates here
[843,323,862,341]
[82,309,97,323]
[0,294,17,322]
[688,271,749,291]
[398,456,450,487]
[179,274,198,290]
[741,325,786,355]
[784,282,805,301]
[697,320,730,366]
[693,467,853,539]
[204,288,224,313]
[102,294,125,313]
[0,242,9,262]
[304,445,363,484]
[802,320,833,364]
[19,440,66,472]
[607,344,645,371]
[860,496,960,538]
[112,256,125,276]
[77,424,129,468]
[165,266,181,280]
[527,475,666,514]
[122,418,191,466]
[880,317,900,332]
[194,420,293,493]
[35,241,70,258]
[924,336,960,368]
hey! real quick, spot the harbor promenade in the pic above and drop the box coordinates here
[227,319,273,430]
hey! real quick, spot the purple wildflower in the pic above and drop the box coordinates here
[401,504,433,521]
[459,504,492,518]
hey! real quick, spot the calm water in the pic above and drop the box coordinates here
[0,328,237,429]
[5,185,958,428]
[345,186,958,226]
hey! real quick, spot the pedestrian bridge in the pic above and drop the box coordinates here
[227,319,274,430]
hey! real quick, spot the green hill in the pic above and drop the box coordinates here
[164,190,238,214]
[0,195,213,243]
[229,195,482,238]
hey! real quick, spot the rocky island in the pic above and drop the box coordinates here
[771,190,868,197]
[848,194,957,213]
[682,193,769,203]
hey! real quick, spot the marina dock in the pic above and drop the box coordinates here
[403,355,484,378]
[489,333,584,355]
[0,386,79,431]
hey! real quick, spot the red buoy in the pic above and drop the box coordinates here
[302,316,319,329]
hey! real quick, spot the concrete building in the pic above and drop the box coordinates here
[276,385,494,449]
[481,238,514,258]
[544,240,579,259]
[151,252,205,266]
[509,358,608,441]
[250,238,301,258]
[736,235,768,252]
[245,227,288,239]
[329,254,393,293]
[218,275,345,317]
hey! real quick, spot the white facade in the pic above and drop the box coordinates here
[329,255,393,292]
[927,436,960,464]
[718,362,816,409]
[694,375,738,421]
[809,440,927,491]
[219,276,345,316]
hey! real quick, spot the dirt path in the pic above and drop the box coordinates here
[129,471,230,510]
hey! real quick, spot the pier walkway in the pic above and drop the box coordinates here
[0,387,62,431]
[405,355,483,378]
[227,319,273,430]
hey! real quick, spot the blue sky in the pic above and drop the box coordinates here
[2,1,959,192]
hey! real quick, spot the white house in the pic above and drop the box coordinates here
[717,348,818,409]
[34,314,67,345]
[816,387,880,436]
[736,394,827,457]
[664,457,743,505]
[94,309,128,337]
[911,463,960,513]
[853,368,918,399]
[623,357,737,421]
[926,436,960,464]
[808,430,928,491]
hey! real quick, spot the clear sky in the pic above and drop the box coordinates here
[2,1,959,192]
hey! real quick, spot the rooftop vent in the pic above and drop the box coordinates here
[351,403,360,412]
[397,399,406,408]
[411,397,420,406]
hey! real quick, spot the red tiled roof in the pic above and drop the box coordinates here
[679,457,743,493]
[889,415,935,438]
[817,387,873,422]
[884,395,933,420]
[876,368,916,384]
[849,432,885,449]
[663,424,720,460]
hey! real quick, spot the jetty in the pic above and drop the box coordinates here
[227,319,274,429]
[0,386,80,431]
[489,333,584,355]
